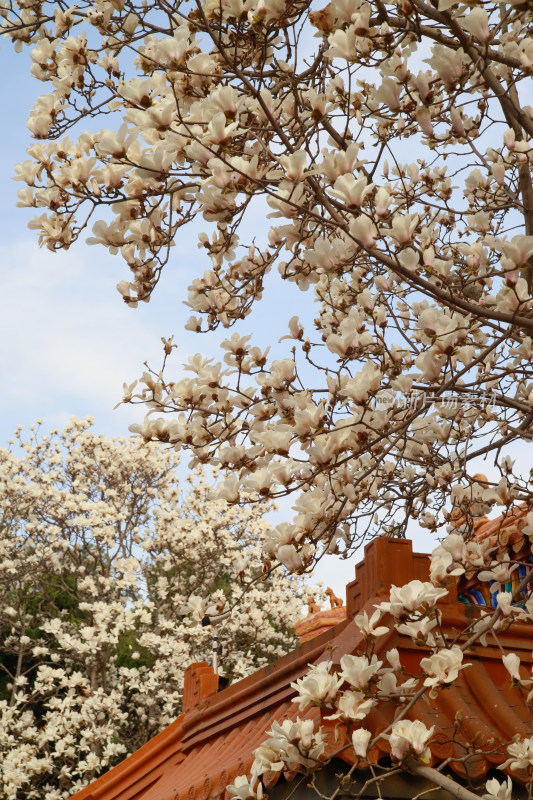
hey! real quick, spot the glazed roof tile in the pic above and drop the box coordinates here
[473,503,530,551]
[70,537,533,800]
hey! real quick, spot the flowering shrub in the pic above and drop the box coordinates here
[0,419,310,799]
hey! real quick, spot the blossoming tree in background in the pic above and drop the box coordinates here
[3,0,533,796]
[0,418,310,799]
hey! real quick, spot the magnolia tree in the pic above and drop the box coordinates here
[4,0,533,796]
[0,418,312,800]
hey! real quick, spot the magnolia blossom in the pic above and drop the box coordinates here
[478,555,518,584]
[252,718,325,774]
[484,776,513,800]
[339,654,382,691]
[378,672,417,698]
[354,609,389,638]
[227,775,262,800]
[352,728,372,758]
[505,737,533,771]
[420,647,469,692]
[461,7,491,42]
[396,616,438,645]
[496,592,515,616]
[325,690,375,722]
[388,719,434,764]
[329,174,374,207]
[291,662,343,710]
[429,533,473,585]
[430,547,464,585]
[377,582,448,619]
[502,653,521,682]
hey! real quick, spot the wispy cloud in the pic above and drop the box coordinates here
[0,239,174,436]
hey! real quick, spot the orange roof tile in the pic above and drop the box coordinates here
[70,537,533,800]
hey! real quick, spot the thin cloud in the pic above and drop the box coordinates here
[0,239,170,435]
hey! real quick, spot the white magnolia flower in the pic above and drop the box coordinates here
[253,718,325,774]
[388,719,434,763]
[339,654,382,691]
[478,554,518,584]
[461,7,491,42]
[496,592,514,616]
[377,581,448,618]
[420,646,469,690]
[329,173,374,207]
[352,728,372,758]
[505,737,533,771]
[502,653,521,682]
[354,609,389,638]
[325,690,375,721]
[291,662,343,710]
[227,775,262,800]
[484,776,513,800]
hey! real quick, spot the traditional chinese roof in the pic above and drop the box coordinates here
[458,503,533,606]
[70,537,533,800]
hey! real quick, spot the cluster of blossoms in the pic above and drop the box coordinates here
[0,419,314,800]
